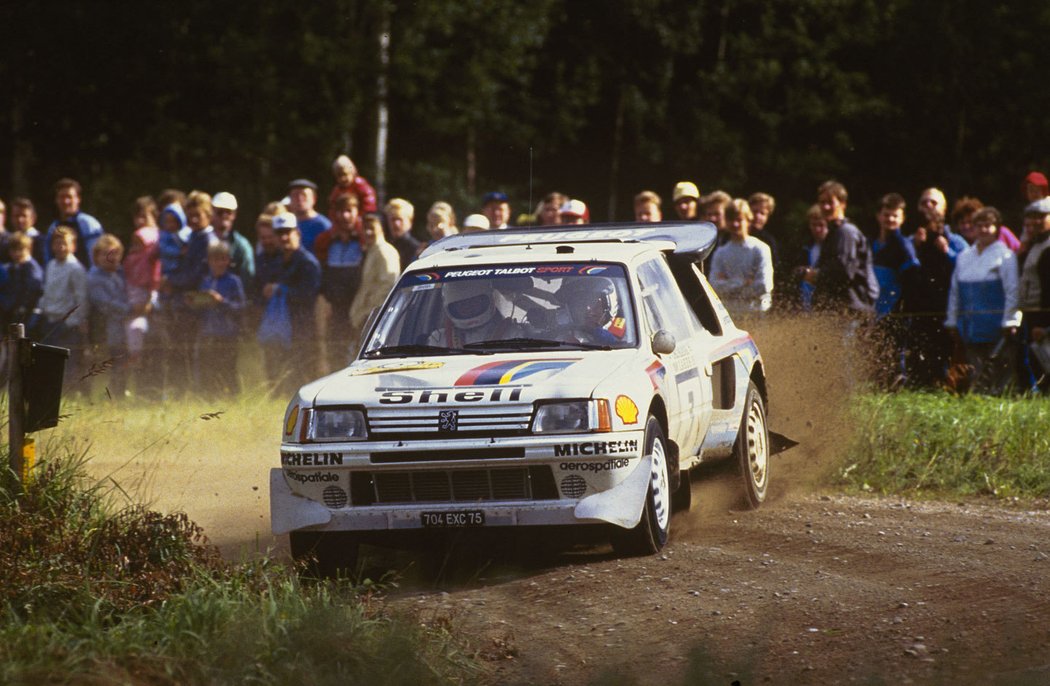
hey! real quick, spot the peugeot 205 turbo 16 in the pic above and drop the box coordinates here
[271,222,779,573]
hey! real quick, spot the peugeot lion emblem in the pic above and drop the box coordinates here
[438,409,459,432]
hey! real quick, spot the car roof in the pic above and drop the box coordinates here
[417,222,718,263]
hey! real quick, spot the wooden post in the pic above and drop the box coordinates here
[8,323,25,481]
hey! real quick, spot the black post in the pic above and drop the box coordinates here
[8,323,25,481]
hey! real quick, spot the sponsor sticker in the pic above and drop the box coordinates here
[351,360,445,376]
[454,358,580,386]
[645,359,666,390]
[281,452,345,466]
[558,458,631,472]
[378,386,524,404]
[615,395,639,424]
[553,439,639,457]
[285,470,340,484]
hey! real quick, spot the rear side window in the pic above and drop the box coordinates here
[636,258,702,341]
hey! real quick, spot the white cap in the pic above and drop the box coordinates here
[462,213,490,231]
[272,212,298,231]
[559,199,588,219]
[212,191,238,211]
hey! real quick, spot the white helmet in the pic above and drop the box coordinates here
[441,280,496,329]
[562,277,617,329]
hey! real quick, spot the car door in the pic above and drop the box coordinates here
[635,256,713,455]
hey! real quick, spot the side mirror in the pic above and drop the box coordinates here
[651,330,676,355]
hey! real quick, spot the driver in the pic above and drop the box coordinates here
[559,277,626,345]
[428,280,522,346]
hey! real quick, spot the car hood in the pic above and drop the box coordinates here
[304,350,638,407]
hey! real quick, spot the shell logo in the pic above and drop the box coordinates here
[614,395,639,424]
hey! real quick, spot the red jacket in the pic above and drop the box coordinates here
[328,175,378,214]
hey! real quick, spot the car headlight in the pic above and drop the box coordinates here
[532,400,611,434]
[307,408,368,442]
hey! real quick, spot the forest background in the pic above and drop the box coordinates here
[3,0,1049,254]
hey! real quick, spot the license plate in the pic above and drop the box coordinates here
[421,510,486,528]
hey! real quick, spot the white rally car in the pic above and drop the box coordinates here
[272,223,776,571]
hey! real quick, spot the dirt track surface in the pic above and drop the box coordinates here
[388,490,1050,685]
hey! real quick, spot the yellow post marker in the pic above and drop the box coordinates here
[21,437,35,485]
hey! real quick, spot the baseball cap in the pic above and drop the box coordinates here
[272,212,298,231]
[463,213,491,231]
[482,191,509,205]
[1025,198,1050,215]
[212,191,238,211]
[673,181,700,202]
[288,178,319,192]
[559,199,588,219]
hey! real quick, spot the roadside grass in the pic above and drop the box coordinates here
[839,391,1050,500]
[0,442,480,685]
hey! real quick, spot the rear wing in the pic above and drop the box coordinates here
[418,222,719,261]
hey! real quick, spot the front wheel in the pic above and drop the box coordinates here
[611,416,671,556]
[735,381,770,509]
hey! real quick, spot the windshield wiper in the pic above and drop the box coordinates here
[464,337,613,351]
[364,344,472,358]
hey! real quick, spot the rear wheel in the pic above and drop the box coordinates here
[290,531,360,579]
[611,416,671,556]
[735,382,770,509]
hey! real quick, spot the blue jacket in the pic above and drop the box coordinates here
[167,227,217,292]
[3,258,44,324]
[198,272,246,338]
[276,248,321,339]
[87,266,130,347]
[45,212,104,267]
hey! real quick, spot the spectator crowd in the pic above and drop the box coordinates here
[1,157,1048,398]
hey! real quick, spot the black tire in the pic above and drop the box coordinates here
[611,416,672,556]
[735,381,770,509]
[290,531,360,579]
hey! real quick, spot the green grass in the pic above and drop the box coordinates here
[0,444,481,686]
[839,391,1050,500]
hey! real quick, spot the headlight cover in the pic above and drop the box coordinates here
[308,408,368,442]
[532,399,611,434]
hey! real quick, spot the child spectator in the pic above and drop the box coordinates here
[10,198,45,265]
[535,192,566,226]
[793,204,829,311]
[88,234,131,398]
[124,196,161,376]
[315,193,363,373]
[328,155,378,215]
[709,199,774,315]
[348,214,401,358]
[158,202,189,277]
[748,192,780,279]
[426,201,459,243]
[634,191,663,223]
[945,207,1020,394]
[39,226,89,385]
[197,241,245,396]
[2,233,44,329]
[870,193,919,386]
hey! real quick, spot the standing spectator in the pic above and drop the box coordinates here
[709,199,774,315]
[0,199,10,263]
[212,191,256,294]
[1017,198,1050,392]
[254,214,282,298]
[699,190,731,271]
[262,213,322,393]
[426,201,459,242]
[1023,171,1049,204]
[328,155,377,214]
[45,178,103,267]
[794,204,829,311]
[634,191,662,223]
[672,182,700,220]
[950,196,983,244]
[163,191,218,390]
[349,214,401,358]
[288,179,332,254]
[10,198,45,265]
[87,234,130,398]
[2,233,44,329]
[158,202,189,277]
[39,226,88,385]
[197,242,245,396]
[124,197,161,378]
[945,207,1020,394]
[482,191,511,229]
[559,199,589,225]
[748,192,781,291]
[139,201,189,399]
[870,193,919,385]
[315,193,364,373]
[810,180,878,315]
[536,192,567,226]
[385,198,420,270]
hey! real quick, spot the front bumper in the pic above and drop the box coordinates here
[270,432,650,535]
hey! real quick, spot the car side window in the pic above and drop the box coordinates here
[636,258,702,341]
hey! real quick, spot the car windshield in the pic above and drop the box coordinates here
[362,262,638,356]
